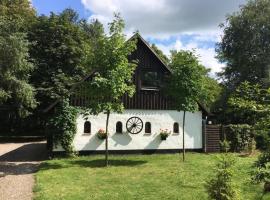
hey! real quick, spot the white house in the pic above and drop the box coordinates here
[49,34,209,154]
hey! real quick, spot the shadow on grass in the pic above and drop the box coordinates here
[69,159,147,168]
[39,159,147,171]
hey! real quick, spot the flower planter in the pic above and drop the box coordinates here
[160,134,168,140]
[97,129,107,140]
[160,129,171,141]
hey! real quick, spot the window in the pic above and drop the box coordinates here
[141,71,160,89]
[145,122,151,134]
[173,122,179,133]
[84,121,91,134]
[116,121,123,133]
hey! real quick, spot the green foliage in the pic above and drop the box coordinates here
[167,50,204,112]
[205,154,240,200]
[217,0,270,87]
[29,9,91,108]
[160,129,171,140]
[220,140,231,153]
[0,0,36,31]
[226,124,255,153]
[78,13,137,115]
[76,14,137,165]
[255,115,270,150]
[251,150,270,192]
[227,82,269,125]
[151,44,170,64]
[48,99,78,155]
[167,50,222,112]
[200,69,222,111]
[226,81,270,150]
[0,16,37,117]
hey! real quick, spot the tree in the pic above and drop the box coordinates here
[227,81,268,125]
[28,9,91,109]
[151,44,170,65]
[227,81,270,149]
[167,50,204,161]
[199,69,222,111]
[76,14,137,166]
[0,0,36,31]
[0,0,37,117]
[252,150,270,192]
[217,0,270,88]
[206,154,240,200]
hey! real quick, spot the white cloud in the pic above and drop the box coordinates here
[81,0,245,36]
[81,0,245,75]
[155,36,225,77]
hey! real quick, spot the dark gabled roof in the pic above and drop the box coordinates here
[43,33,210,116]
[129,33,172,73]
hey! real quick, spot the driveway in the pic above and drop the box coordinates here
[0,141,47,200]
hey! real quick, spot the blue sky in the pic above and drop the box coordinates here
[32,0,89,18]
[31,0,246,76]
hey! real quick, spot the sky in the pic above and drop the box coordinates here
[31,0,247,77]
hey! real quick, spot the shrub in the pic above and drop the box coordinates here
[97,129,107,140]
[205,154,240,200]
[226,124,255,153]
[255,117,270,150]
[220,140,231,153]
[48,99,78,156]
[251,150,270,192]
[160,129,171,140]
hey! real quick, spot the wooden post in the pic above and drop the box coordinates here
[202,118,207,153]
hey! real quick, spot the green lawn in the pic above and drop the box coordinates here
[34,153,269,200]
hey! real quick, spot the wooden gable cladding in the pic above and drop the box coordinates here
[129,35,171,92]
[69,34,173,110]
[122,34,172,110]
[122,90,173,110]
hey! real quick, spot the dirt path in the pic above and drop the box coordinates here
[0,142,47,200]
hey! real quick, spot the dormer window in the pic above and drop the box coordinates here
[141,70,160,90]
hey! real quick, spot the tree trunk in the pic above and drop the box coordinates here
[182,110,186,162]
[105,111,110,167]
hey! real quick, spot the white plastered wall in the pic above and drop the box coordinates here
[54,109,202,151]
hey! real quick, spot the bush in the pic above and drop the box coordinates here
[255,117,270,150]
[226,124,255,153]
[48,99,78,156]
[205,154,240,200]
[220,140,231,153]
[251,150,270,192]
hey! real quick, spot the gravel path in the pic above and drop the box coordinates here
[0,142,47,200]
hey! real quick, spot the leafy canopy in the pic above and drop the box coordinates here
[0,1,37,117]
[29,9,92,108]
[227,81,270,125]
[77,13,137,115]
[167,50,217,112]
[217,0,270,87]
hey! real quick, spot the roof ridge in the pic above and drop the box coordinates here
[129,33,172,73]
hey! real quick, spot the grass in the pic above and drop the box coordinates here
[34,153,270,200]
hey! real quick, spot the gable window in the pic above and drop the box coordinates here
[145,122,151,134]
[84,121,91,134]
[173,122,179,133]
[141,70,160,89]
[116,121,123,133]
